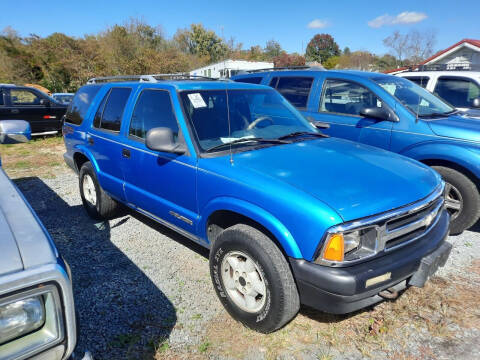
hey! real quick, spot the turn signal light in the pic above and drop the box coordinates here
[323,233,344,262]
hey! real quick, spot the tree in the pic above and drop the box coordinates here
[273,53,305,67]
[407,29,436,64]
[337,51,376,71]
[343,47,351,56]
[305,34,340,64]
[264,39,282,59]
[174,24,228,63]
[323,56,339,69]
[383,30,436,66]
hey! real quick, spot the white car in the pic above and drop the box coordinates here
[396,70,480,112]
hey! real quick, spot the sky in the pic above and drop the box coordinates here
[1,0,479,56]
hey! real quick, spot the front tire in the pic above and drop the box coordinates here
[209,224,300,333]
[433,166,480,235]
[79,161,118,220]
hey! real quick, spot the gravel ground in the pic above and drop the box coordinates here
[14,171,480,360]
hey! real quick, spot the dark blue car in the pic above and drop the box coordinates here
[233,69,480,234]
[62,74,450,333]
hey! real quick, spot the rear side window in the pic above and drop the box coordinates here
[270,77,314,109]
[434,77,480,108]
[129,89,178,140]
[93,88,131,132]
[234,77,263,84]
[404,76,429,88]
[65,85,101,125]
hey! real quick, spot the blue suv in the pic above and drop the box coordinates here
[63,74,451,333]
[233,69,480,234]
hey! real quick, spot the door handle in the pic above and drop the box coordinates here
[11,109,19,114]
[122,148,131,158]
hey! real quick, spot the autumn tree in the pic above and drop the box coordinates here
[305,34,340,64]
[273,53,305,67]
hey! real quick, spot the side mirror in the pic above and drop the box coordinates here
[40,99,50,106]
[360,107,395,121]
[0,120,31,144]
[472,98,480,108]
[145,127,186,154]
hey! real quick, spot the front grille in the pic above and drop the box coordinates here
[383,197,444,250]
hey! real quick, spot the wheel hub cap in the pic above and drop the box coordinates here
[82,174,97,206]
[444,182,463,221]
[221,251,266,313]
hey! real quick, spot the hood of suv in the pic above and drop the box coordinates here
[427,114,480,143]
[231,138,440,222]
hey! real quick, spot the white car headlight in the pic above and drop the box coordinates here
[0,296,45,344]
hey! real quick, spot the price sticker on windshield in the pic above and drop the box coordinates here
[188,93,207,108]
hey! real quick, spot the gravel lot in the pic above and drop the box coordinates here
[14,170,480,360]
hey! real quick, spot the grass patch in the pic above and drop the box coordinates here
[198,341,211,353]
[203,263,480,359]
[0,136,67,178]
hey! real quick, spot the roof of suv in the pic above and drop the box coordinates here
[234,69,392,80]
[90,80,272,91]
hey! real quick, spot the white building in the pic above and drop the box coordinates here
[190,59,273,79]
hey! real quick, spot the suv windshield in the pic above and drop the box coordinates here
[180,89,315,152]
[373,76,455,118]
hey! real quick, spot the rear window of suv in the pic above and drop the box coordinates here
[269,76,314,109]
[234,77,263,84]
[65,85,102,125]
[93,87,131,132]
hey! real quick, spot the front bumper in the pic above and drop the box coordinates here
[290,209,451,314]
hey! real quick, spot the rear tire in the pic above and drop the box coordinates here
[209,224,300,333]
[79,161,118,220]
[432,166,480,235]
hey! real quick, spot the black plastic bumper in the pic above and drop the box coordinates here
[289,209,451,314]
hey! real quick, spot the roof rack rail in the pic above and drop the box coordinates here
[242,65,325,74]
[86,73,229,84]
[401,63,480,73]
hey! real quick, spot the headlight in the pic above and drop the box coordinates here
[315,226,377,264]
[0,296,45,345]
[0,284,64,359]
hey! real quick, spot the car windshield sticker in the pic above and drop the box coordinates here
[188,93,207,108]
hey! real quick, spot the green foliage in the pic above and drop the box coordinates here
[174,23,228,62]
[305,34,340,65]
[323,55,339,69]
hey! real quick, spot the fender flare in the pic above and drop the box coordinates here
[199,197,303,259]
[72,146,101,174]
[401,142,480,180]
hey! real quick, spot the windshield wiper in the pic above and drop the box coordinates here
[418,112,452,118]
[205,137,289,153]
[278,131,329,140]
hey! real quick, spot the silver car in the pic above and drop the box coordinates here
[0,120,80,360]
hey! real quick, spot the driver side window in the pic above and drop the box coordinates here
[129,89,179,140]
[320,79,383,116]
